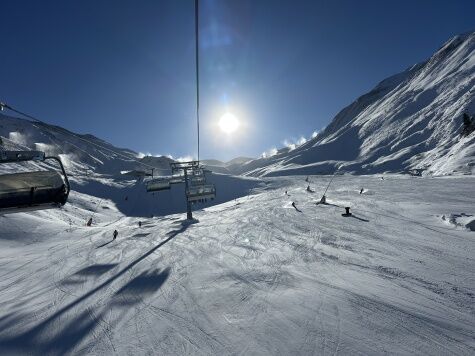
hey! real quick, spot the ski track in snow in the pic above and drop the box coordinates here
[0,175,474,355]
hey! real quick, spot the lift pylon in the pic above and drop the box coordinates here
[145,160,216,219]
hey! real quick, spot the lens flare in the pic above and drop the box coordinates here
[218,112,240,134]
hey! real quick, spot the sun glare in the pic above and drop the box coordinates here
[218,112,240,134]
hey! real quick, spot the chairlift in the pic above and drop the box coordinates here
[146,178,171,192]
[144,1,213,219]
[186,184,216,202]
[192,168,204,176]
[169,175,185,184]
[190,176,205,185]
[0,150,70,213]
[170,161,199,174]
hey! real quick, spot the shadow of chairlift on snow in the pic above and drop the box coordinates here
[61,263,119,286]
[0,221,194,355]
[112,268,170,306]
[74,263,118,276]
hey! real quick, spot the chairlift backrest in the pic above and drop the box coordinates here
[146,178,171,192]
[0,151,70,214]
[186,184,216,202]
[0,150,45,163]
[192,169,204,176]
[190,176,205,185]
[169,175,185,184]
[170,160,200,174]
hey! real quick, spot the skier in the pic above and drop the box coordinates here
[113,230,118,240]
[360,188,364,194]
[86,217,93,226]
[291,202,302,212]
[306,185,314,193]
[138,221,142,228]
[305,176,309,182]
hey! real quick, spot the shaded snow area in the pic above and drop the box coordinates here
[70,172,262,218]
[0,175,474,355]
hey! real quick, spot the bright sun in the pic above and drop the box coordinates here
[218,112,240,134]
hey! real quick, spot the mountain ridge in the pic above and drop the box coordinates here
[237,31,475,177]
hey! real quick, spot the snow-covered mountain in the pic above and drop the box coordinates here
[201,157,254,174]
[238,31,475,177]
[0,113,174,177]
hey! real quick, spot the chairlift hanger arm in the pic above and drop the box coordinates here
[45,155,71,199]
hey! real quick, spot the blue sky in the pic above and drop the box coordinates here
[1,0,474,161]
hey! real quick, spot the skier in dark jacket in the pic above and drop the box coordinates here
[113,230,118,240]
[291,202,302,212]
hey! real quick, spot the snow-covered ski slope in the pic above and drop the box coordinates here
[0,113,174,177]
[238,31,475,177]
[1,175,474,355]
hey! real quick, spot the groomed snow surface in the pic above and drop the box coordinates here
[0,175,474,355]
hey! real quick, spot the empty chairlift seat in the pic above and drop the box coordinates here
[169,175,185,184]
[186,184,216,202]
[0,171,68,211]
[0,151,70,213]
[190,176,205,185]
[146,178,171,192]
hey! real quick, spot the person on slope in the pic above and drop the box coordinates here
[86,218,93,226]
[113,230,118,240]
[291,202,302,212]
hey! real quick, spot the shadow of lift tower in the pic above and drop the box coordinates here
[145,161,216,220]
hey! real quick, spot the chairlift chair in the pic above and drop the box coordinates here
[170,161,200,174]
[186,184,216,202]
[192,168,204,176]
[169,175,185,184]
[146,178,171,192]
[0,150,70,213]
[190,176,205,185]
